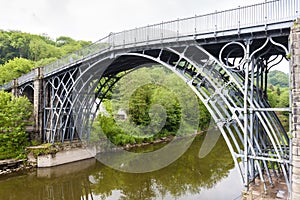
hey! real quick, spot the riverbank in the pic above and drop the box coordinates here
[0,159,35,176]
[93,129,208,154]
[0,130,207,176]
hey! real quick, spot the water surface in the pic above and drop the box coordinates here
[0,132,242,200]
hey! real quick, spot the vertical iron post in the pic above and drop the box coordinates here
[243,40,251,191]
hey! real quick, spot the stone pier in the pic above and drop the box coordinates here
[11,79,18,97]
[291,18,300,200]
[33,67,44,142]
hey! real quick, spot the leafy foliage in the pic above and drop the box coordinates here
[267,70,289,87]
[0,57,35,85]
[0,30,92,85]
[92,67,210,146]
[267,70,290,131]
[0,91,32,159]
[0,30,92,159]
[92,69,291,146]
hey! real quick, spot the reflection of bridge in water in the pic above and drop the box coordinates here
[0,134,240,199]
[1,0,300,198]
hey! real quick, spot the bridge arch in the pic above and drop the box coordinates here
[18,83,34,103]
[42,39,290,190]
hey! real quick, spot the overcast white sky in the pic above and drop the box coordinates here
[0,0,264,42]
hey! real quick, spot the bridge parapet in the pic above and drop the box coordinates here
[40,0,299,79]
[110,0,299,47]
[18,70,35,86]
[38,0,300,78]
[43,36,111,77]
[0,82,12,91]
[0,0,299,89]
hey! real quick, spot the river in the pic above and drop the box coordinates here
[0,132,243,200]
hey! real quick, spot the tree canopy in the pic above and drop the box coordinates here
[91,68,290,146]
[0,30,92,159]
[0,91,32,159]
[0,57,35,85]
[267,70,289,87]
[267,70,290,131]
[0,30,92,85]
[91,66,211,146]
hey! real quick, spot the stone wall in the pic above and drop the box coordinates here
[291,18,300,200]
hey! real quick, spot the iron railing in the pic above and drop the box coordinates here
[17,71,35,86]
[110,0,299,46]
[1,82,12,90]
[1,0,299,90]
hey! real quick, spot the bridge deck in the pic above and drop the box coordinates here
[0,0,299,90]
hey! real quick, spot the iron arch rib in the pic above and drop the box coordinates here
[119,45,290,193]
[43,42,290,194]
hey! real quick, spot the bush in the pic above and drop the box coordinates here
[0,91,32,159]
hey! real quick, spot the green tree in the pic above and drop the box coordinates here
[29,37,62,61]
[0,30,93,85]
[0,30,91,66]
[0,31,15,64]
[276,87,281,96]
[56,36,75,47]
[268,70,289,87]
[0,57,34,85]
[35,57,58,68]
[9,31,31,58]
[56,36,92,54]
[277,89,289,108]
[0,91,32,159]
[92,66,211,146]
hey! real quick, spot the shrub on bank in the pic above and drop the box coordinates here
[0,91,32,159]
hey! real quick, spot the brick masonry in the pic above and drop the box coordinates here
[291,18,300,200]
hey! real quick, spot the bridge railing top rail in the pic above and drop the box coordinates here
[44,0,299,76]
[1,0,299,90]
[18,71,35,86]
[0,82,12,90]
[43,35,111,76]
[110,0,299,46]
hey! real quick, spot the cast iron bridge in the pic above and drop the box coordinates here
[1,0,299,197]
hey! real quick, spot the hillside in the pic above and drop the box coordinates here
[267,70,289,87]
[0,30,92,85]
